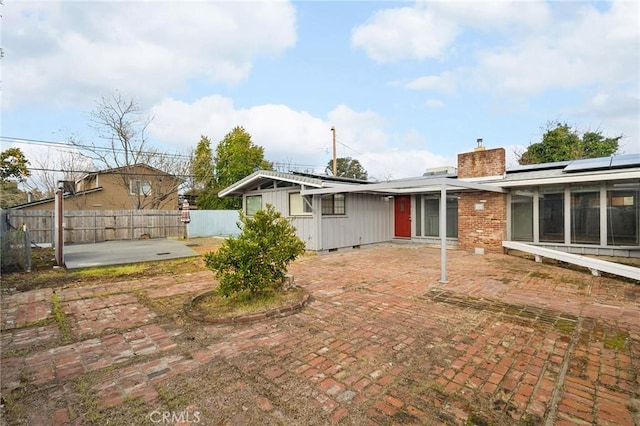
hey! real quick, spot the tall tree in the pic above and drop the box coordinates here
[191,135,214,191]
[71,92,189,209]
[518,122,621,165]
[182,135,212,209]
[201,126,272,210]
[326,157,368,180]
[1,148,30,183]
[0,148,30,208]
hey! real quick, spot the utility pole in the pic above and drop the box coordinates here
[331,126,337,176]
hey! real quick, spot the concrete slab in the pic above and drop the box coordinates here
[64,239,199,270]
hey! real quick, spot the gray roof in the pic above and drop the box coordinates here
[218,170,364,197]
[501,153,640,187]
[220,153,640,198]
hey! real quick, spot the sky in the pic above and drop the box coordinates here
[2,0,639,183]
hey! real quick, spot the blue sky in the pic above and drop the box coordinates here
[2,0,639,183]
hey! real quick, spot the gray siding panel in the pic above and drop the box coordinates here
[322,193,393,249]
[242,189,392,251]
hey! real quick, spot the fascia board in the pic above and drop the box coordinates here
[219,171,325,197]
[301,177,506,195]
[499,170,640,188]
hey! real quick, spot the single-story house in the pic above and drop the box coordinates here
[219,145,640,259]
[11,164,181,211]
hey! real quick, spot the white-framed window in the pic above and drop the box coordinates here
[130,179,152,196]
[246,195,262,216]
[289,193,312,216]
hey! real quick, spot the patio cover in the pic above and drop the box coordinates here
[301,177,507,283]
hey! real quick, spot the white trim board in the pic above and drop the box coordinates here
[502,241,640,282]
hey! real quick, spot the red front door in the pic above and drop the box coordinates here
[394,195,411,238]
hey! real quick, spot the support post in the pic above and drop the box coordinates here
[54,182,64,267]
[439,183,448,283]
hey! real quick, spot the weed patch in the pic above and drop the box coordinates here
[51,292,72,342]
[603,330,629,352]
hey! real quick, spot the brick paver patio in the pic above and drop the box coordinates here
[1,243,638,425]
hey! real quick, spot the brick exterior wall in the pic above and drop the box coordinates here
[457,147,507,253]
[457,148,506,179]
[457,192,507,253]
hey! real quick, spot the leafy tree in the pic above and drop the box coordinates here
[185,135,214,207]
[0,182,28,208]
[0,148,31,208]
[191,135,214,190]
[326,157,368,180]
[202,126,272,210]
[1,148,30,183]
[519,122,620,165]
[204,204,305,298]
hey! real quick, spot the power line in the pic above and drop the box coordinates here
[1,136,192,161]
[3,136,327,171]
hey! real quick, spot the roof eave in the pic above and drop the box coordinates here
[499,169,640,188]
[218,170,326,198]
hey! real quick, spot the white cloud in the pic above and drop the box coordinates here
[424,99,445,108]
[351,5,459,62]
[471,1,638,96]
[351,1,550,64]
[428,1,551,31]
[562,90,640,154]
[406,72,455,93]
[2,1,296,109]
[148,95,451,179]
[354,1,638,96]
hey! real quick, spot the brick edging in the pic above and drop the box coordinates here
[183,289,311,324]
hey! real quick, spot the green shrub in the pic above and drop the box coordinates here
[204,204,305,298]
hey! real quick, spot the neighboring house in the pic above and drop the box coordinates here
[11,164,181,211]
[219,145,640,258]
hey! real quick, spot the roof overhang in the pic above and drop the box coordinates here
[219,170,334,198]
[300,177,506,196]
[499,170,640,188]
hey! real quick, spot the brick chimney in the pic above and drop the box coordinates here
[456,142,507,254]
[457,144,505,179]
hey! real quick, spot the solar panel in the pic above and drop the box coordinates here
[564,156,612,172]
[610,153,640,169]
[564,153,640,173]
[506,160,570,173]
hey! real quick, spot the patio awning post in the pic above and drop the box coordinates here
[439,182,448,283]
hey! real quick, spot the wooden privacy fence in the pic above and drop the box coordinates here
[7,210,185,245]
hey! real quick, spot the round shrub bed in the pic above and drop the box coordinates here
[184,287,311,324]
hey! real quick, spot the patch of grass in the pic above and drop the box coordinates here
[192,287,307,319]
[156,384,192,411]
[74,263,148,278]
[555,276,584,286]
[138,292,186,321]
[554,319,576,334]
[76,377,103,424]
[603,330,629,352]
[529,271,551,279]
[2,248,211,292]
[51,292,72,342]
